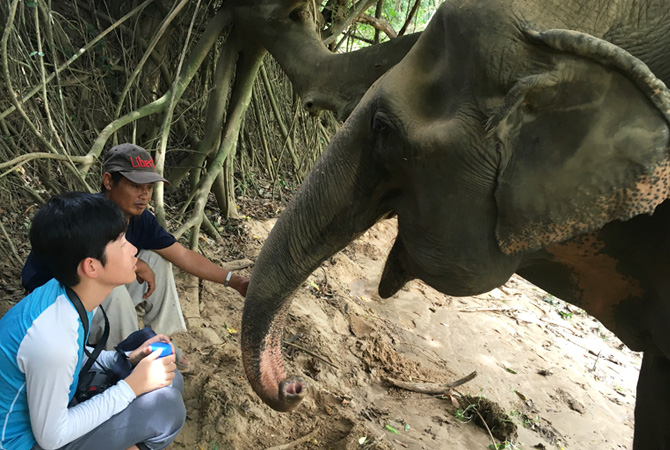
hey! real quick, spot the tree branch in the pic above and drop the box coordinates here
[113,0,190,120]
[2,0,92,191]
[398,0,421,36]
[174,42,266,240]
[358,14,397,39]
[0,0,156,122]
[234,0,419,119]
[83,7,232,173]
[322,0,378,45]
[373,0,384,44]
[167,27,241,187]
[154,0,203,227]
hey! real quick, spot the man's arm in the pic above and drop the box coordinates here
[155,242,249,296]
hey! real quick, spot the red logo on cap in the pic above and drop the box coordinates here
[129,156,156,169]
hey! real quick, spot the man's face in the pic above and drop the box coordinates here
[98,234,138,287]
[104,174,155,218]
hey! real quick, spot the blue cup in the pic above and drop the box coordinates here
[148,342,173,358]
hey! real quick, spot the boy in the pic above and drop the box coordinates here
[0,193,185,450]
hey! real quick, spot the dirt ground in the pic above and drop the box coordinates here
[162,217,640,450]
[0,210,641,450]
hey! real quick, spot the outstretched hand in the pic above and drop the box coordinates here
[229,273,250,297]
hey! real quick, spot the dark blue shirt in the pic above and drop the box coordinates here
[21,208,176,292]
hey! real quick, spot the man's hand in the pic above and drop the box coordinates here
[135,258,156,299]
[127,334,173,367]
[228,273,250,297]
[124,350,176,397]
[156,242,251,296]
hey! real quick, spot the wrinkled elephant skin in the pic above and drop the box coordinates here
[242,1,670,448]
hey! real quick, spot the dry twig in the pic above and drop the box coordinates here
[264,429,318,450]
[284,341,340,369]
[386,371,477,395]
[474,407,499,450]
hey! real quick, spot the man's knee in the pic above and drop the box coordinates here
[138,250,171,274]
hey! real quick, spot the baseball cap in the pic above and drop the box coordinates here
[103,143,169,185]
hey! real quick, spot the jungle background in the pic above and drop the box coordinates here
[0,1,641,449]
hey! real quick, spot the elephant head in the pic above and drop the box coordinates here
[241,0,670,412]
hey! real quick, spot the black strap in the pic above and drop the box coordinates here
[65,286,109,375]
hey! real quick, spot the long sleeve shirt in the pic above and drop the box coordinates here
[0,279,136,450]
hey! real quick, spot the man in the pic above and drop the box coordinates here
[0,192,185,450]
[22,143,250,364]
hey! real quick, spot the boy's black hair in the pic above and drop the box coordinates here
[30,192,127,287]
[100,171,125,192]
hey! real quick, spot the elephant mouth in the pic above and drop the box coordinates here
[379,232,414,298]
[379,219,516,297]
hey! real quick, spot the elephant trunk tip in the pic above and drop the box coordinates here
[241,313,306,411]
[244,353,306,411]
[253,375,306,412]
[276,375,306,411]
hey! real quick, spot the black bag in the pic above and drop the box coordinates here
[66,288,157,405]
[72,369,118,404]
[69,328,158,405]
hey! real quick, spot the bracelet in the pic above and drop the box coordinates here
[224,271,233,287]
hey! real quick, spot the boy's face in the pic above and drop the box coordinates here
[104,174,155,218]
[97,234,138,287]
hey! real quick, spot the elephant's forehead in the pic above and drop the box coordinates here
[376,0,625,120]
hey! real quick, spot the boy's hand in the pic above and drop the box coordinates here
[124,350,176,396]
[135,259,156,299]
[127,334,173,367]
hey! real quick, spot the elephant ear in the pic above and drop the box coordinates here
[493,34,670,255]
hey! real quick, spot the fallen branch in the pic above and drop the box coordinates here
[393,439,409,448]
[265,429,317,450]
[222,258,254,271]
[454,307,517,313]
[284,341,340,369]
[386,371,477,395]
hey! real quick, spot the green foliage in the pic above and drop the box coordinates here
[326,0,439,48]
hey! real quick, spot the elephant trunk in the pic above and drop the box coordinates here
[241,127,381,411]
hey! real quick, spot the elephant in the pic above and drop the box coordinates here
[241,0,670,448]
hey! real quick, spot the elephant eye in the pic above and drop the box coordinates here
[372,112,390,133]
[371,111,405,166]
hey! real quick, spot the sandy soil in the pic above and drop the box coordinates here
[167,217,641,450]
